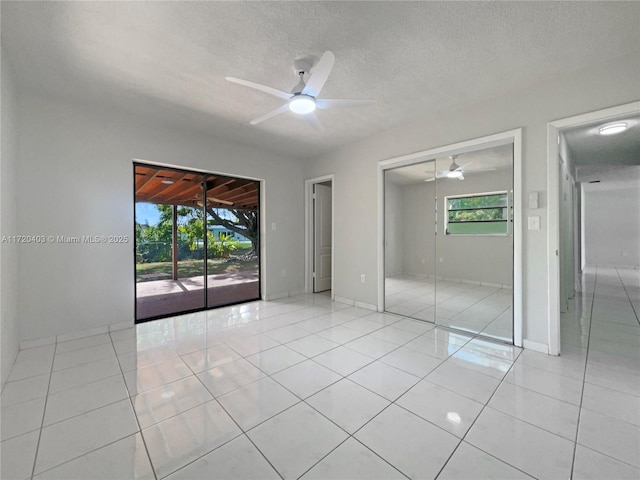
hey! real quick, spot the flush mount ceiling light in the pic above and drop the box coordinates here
[599,122,628,135]
[161,180,175,185]
[288,94,316,114]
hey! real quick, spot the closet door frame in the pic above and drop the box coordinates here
[377,129,522,347]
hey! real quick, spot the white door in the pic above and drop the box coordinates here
[314,183,332,292]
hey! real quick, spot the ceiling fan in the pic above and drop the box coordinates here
[443,156,466,180]
[226,51,374,128]
[424,155,471,182]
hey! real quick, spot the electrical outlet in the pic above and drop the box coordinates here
[439,257,443,263]
[421,258,426,264]
[271,222,277,231]
[281,268,286,277]
[360,274,366,284]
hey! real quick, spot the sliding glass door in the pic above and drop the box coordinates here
[204,173,260,308]
[134,165,260,322]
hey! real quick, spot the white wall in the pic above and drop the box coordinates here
[584,183,640,267]
[303,53,639,347]
[1,50,19,386]
[16,92,305,342]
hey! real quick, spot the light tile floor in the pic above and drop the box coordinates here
[385,276,513,342]
[1,266,638,479]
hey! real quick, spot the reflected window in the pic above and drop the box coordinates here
[445,191,512,235]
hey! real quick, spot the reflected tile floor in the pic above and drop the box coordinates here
[385,276,513,342]
[2,266,639,479]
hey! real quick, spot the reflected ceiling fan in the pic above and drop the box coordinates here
[226,51,374,129]
[424,156,468,182]
[441,155,467,180]
[425,155,492,182]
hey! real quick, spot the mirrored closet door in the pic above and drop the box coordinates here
[384,143,514,343]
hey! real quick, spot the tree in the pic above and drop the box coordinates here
[206,208,258,255]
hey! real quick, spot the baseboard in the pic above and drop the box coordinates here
[57,325,109,343]
[19,335,56,350]
[334,296,354,306]
[522,339,548,354]
[354,300,378,311]
[264,292,290,301]
[19,320,134,350]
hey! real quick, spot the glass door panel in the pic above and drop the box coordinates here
[434,145,514,342]
[135,166,206,320]
[205,174,260,308]
[384,160,437,322]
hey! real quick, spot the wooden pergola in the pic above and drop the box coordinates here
[135,164,259,210]
[135,164,259,280]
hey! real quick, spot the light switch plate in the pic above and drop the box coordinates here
[528,216,541,230]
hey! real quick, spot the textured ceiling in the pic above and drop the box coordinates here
[2,1,639,159]
[386,144,512,185]
[564,115,640,167]
[564,114,640,185]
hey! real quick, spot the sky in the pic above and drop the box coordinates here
[135,202,161,226]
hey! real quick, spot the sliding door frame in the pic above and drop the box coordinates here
[377,129,523,346]
[133,160,263,323]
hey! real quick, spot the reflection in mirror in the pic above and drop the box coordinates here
[383,143,514,344]
[384,159,436,323]
[434,145,513,342]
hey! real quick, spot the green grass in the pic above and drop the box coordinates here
[136,257,258,283]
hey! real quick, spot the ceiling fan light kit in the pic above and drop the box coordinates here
[226,51,374,127]
[288,94,316,114]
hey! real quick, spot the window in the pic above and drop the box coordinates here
[445,191,511,235]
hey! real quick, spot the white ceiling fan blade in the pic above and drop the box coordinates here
[304,112,324,132]
[424,177,436,182]
[226,77,291,100]
[302,51,335,97]
[316,98,375,109]
[250,104,289,125]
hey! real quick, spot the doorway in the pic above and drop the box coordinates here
[378,130,523,346]
[305,175,334,297]
[546,101,640,354]
[134,163,261,322]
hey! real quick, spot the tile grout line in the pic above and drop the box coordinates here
[29,342,57,480]
[432,345,530,479]
[615,266,640,326]
[109,331,159,480]
[569,265,598,480]
[291,329,482,479]
[177,315,429,478]
[172,344,286,480]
